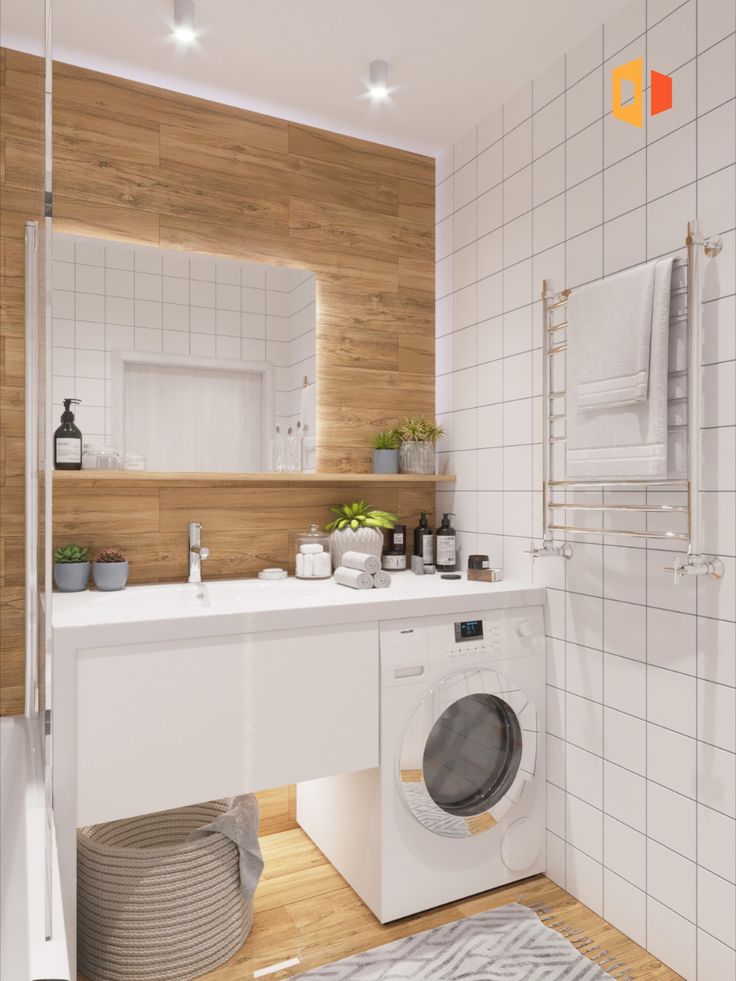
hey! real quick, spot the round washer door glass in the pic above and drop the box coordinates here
[423,692,522,816]
[398,668,538,838]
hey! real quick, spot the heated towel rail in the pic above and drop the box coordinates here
[529,220,725,582]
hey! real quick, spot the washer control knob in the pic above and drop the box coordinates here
[516,619,531,638]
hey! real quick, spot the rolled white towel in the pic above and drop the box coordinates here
[300,543,324,554]
[334,566,373,590]
[372,571,391,589]
[313,552,332,577]
[341,550,381,575]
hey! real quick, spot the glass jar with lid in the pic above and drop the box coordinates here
[295,523,332,579]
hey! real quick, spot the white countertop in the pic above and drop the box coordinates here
[53,573,545,642]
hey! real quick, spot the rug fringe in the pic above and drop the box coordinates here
[522,899,637,980]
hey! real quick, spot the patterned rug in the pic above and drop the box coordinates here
[294,903,614,979]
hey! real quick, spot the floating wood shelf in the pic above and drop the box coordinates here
[53,471,456,486]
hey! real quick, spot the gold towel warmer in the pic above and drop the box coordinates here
[529,220,725,582]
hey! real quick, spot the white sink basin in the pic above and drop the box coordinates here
[52,573,544,633]
[53,577,326,625]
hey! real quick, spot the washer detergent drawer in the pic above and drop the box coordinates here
[75,622,379,826]
[379,620,430,688]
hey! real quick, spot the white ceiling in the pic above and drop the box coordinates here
[1,0,629,156]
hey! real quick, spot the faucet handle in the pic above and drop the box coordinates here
[200,547,209,561]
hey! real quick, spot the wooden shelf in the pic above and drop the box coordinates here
[53,471,456,486]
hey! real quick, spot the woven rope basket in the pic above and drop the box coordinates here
[77,800,252,981]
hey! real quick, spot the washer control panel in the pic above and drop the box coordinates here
[449,615,501,656]
[448,612,537,657]
[380,606,545,686]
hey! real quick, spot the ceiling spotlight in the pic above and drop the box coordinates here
[368,60,389,99]
[173,0,196,42]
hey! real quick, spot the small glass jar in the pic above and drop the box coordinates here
[122,451,147,471]
[295,523,332,579]
[97,446,121,470]
[82,443,102,469]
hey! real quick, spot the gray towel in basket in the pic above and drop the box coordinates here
[189,794,264,901]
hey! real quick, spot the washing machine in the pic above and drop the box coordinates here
[297,601,546,922]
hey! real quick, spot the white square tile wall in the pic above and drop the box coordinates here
[52,235,317,448]
[436,2,736,976]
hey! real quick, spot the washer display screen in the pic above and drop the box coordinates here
[454,619,483,642]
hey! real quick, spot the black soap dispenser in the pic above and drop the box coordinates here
[414,512,434,565]
[54,398,83,470]
[436,512,457,572]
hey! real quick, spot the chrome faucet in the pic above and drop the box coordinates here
[188,522,209,584]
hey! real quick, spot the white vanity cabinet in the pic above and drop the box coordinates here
[53,575,545,969]
[74,622,378,826]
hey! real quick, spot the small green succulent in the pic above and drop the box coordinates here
[396,416,445,445]
[95,547,127,563]
[370,429,400,451]
[325,500,397,532]
[54,544,89,564]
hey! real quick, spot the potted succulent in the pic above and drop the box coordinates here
[53,544,90,592]
[370,429,400,474]
[92,547,129,591]
[396,416,445,475]
[325,500,397,569]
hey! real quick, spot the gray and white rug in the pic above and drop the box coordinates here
[294,903,614,980]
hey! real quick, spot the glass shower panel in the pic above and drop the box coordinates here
[8,0,55,937]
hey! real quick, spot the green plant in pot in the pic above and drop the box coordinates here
[396,416,445,475]
[325,500,397,569]
[53,544,90,593]
[370,429,400,474]
[92,546,129,592]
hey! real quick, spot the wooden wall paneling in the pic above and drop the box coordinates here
[52,476,439,583]
[1,50,435,747]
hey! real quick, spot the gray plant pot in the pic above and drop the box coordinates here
[372,449,399,474]
[54,561,90,593]
[92,560,129,591]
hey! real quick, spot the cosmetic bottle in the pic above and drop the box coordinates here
[382,524,407,571]
[435,513,457,572]
[54,398,83,470]
[413,512,434,566]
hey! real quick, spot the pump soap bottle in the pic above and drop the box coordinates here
[54,398,83,470]
[436,513,457,572]
[413,512,434,566]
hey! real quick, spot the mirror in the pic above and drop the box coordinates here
[51,233,316,472]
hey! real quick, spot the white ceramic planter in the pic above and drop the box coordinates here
[330,527,384,570]
[399,441,435,475]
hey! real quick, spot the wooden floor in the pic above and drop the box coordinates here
[183,828,681,981]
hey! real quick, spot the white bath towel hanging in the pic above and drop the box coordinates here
[566,256,675,481]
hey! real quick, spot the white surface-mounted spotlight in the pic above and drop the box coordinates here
[368,60,389,99]
[173,0,196,42]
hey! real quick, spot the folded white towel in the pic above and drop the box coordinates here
[372,571,391,589]
[569,260,665,411]
[334,566,373,590]
[341,551,381,575]
[566,257,674,481]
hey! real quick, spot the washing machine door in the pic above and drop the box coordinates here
[398,666,539,838]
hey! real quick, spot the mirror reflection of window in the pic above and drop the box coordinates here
[51,233,317,473]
